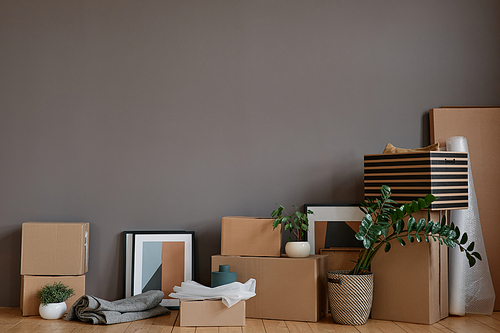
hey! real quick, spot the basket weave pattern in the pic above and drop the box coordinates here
[327,270,374,326]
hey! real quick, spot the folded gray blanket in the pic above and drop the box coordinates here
[65,290,171,325]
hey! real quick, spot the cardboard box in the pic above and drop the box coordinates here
[212,254,327,322]
[364,151,468,210]
[430,107,500,310]
[370,210,448,324]
[320,248,363,272]
[20,275,86,316]
[21,222,89,275]
[221,217,281,257]
[179,300,245,326]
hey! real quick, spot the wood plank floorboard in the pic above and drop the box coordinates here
[0,308,497,333]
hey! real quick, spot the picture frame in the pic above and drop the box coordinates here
[123,230,194,308]
[305,204,365,255]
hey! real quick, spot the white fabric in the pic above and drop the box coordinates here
[168,278,256,308]
[446,136,495,315]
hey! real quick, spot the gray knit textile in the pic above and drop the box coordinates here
[65,290,170,325]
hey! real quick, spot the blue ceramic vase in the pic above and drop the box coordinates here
[211,265,237,287]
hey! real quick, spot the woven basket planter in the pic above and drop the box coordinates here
[327,270,374,325]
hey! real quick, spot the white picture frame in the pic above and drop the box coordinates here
[305,205,365,255]
[123,230,194,308]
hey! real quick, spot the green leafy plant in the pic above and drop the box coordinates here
[37,282,75,305]
[271,205,313,242]
[350,185,481,275]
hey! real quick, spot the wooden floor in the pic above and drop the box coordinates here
[0,308,499,333]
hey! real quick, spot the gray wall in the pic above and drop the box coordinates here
[1,0,499,306]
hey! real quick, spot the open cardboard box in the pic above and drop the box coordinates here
[179,300,245,327]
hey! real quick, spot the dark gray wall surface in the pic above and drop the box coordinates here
[1,0,499,306]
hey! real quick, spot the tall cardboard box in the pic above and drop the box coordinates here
[179,300,245,327]
[21,222,89,275]
[221,217,281,257]
[370,210,448,324]
[212,255,327,322]
[20,275,86,316]
[430,107,500,310]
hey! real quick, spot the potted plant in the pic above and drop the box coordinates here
[327,185,481,325]
[271,204,313,257]
[37,282,75,320]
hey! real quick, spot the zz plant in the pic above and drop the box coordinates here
[351,185,481,275]
[37,282,75,305]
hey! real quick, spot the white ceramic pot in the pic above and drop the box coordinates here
[285,241,311,258]
[39,301,67,320]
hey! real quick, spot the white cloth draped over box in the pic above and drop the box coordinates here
[168,278,256,308]
[446,136,495,315]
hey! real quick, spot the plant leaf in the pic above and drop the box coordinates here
[425,221,434,233]
[385,241,391,252]
[398,237,406,246]
[407,217,416,233]
[418,198,427,209]
[472,252,482,260]
[467,241,475,252]
[408,234,414,243]
[362,214,372,228]
[363,238,371,249]
[440,225,450,237]
[466,252,476,267]
[431,223,442,234]
[412,201,419,213]
[416,218,426,233]
[448,229,457,240]
[381,185,391,198]
[395,219,404,234]
[424,193,436,205]
[460,233,468,245]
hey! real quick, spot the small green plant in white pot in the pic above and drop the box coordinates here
[271,205,313,257]
[37,282,75,320]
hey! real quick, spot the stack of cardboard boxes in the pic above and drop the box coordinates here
[364,151,468,324]
[211,216,328,323]
[20,222,89,316]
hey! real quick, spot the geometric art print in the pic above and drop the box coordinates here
[124,231,194,308]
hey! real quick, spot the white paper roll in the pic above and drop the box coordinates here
[446,136,495,315]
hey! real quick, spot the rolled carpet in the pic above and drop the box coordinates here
[65,290,171,325]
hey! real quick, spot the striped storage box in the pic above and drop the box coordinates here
[364,151,468,210]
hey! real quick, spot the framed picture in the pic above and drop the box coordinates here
[305,205,365,254]
[123,230,194,308]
